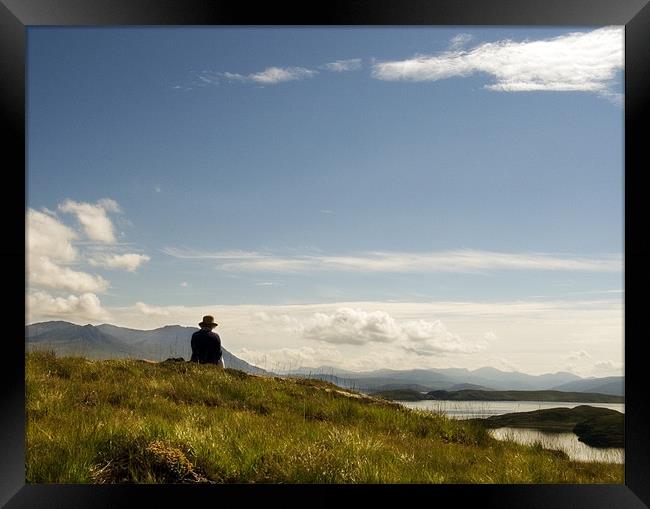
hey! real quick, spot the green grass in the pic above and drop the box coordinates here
[26,351,623,484]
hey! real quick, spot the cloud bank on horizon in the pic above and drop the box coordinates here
[25,294,623,377]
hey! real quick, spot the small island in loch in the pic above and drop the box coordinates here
[468,406,624,448]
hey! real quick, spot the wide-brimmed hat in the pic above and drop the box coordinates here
[199,315,218,328]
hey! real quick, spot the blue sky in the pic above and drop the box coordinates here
[26,27,624,375]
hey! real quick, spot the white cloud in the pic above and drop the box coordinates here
[97,198,121,213]
[180,281,189,287]
[235,346,344,372]
[88,253,150,272]
[28,200,147,295]
[115,302,213,326]
[400,318,488,355]
[290,307,486,355]
[27,290,110,323]
[27,208,110,293]
[163,247,621,274]
[249,66,317,84]
[566,349,591,361]
[449,33,473,50]
[58,198,121,244]
[372,27,623,99]
[561,350,593,375]
[301,308,402,345]
[194,66,318,86]
[27,209,78,263]
[254,311,300,328]
[321,59,362,72]
[163,247,264,260]
[592,360,624,376]
[30,256,110,293]
[134,302,171,316]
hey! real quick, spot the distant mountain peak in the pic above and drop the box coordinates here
[25,321,269,376]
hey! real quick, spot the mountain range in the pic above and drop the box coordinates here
[25,321,624,395]
[282,366,624,396]
[25,321,267,375]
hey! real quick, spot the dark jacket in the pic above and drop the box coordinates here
[190,328,222,365]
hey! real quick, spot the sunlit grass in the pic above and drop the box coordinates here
[26,351,623,484]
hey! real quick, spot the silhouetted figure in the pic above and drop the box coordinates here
[190,315,225,367]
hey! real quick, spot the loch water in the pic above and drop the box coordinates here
[399,400,624,463]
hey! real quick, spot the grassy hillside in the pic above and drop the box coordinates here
[26,351,623,484]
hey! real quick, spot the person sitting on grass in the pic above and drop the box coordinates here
[190,315,225,368]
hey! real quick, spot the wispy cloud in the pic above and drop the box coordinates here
[192,66,317,86]
[248,66,317,84]
[449,33,473,50]
[372,26,623,100]
[179,28,622,102]
[320,59,362,72]
[163,247,621,274]
[162,247,264,260]
[187,59,363,89]
[88,253,151,272]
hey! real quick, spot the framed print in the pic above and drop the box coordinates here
[3,0,650,507]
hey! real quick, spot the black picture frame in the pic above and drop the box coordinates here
[3,0,649,507]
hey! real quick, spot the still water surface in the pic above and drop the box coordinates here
[400,399,625,419]
[399,400,625,463]
[489,427,624,463]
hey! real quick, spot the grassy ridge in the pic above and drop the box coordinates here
[26,352,623,484]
